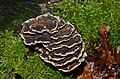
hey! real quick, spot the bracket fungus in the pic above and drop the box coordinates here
[19,13,87,72]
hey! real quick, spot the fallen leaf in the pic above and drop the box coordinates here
[114,46,120,65]
[77,62,94,79]
[100,51,114,67]
[86,24,119,79]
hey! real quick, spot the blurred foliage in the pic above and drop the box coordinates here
[54,0,120,46]
[0,0,48,31]
[0,31,71,79]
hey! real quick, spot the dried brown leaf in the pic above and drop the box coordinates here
[77,62,94,79]
[114,46,120,65]
[100,51,114,67]
[86,24,119,79]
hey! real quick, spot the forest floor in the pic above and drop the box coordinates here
[0,0,120,79]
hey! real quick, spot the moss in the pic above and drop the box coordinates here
[0,31,72,79]
[54,0,120,46]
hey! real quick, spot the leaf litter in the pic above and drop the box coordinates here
[77,24,120,79]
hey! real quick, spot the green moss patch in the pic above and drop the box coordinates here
[0,31,71,79]
[54,0,120,46]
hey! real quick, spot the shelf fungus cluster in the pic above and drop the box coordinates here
[19,13,87,72]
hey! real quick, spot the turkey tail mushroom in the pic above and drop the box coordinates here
[19,13,87,72]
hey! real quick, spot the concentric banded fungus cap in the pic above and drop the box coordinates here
[19,13,87,72]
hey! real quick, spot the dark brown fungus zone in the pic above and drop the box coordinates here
[19,13,87,72]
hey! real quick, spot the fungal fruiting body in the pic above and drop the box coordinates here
[19,13,87,72]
